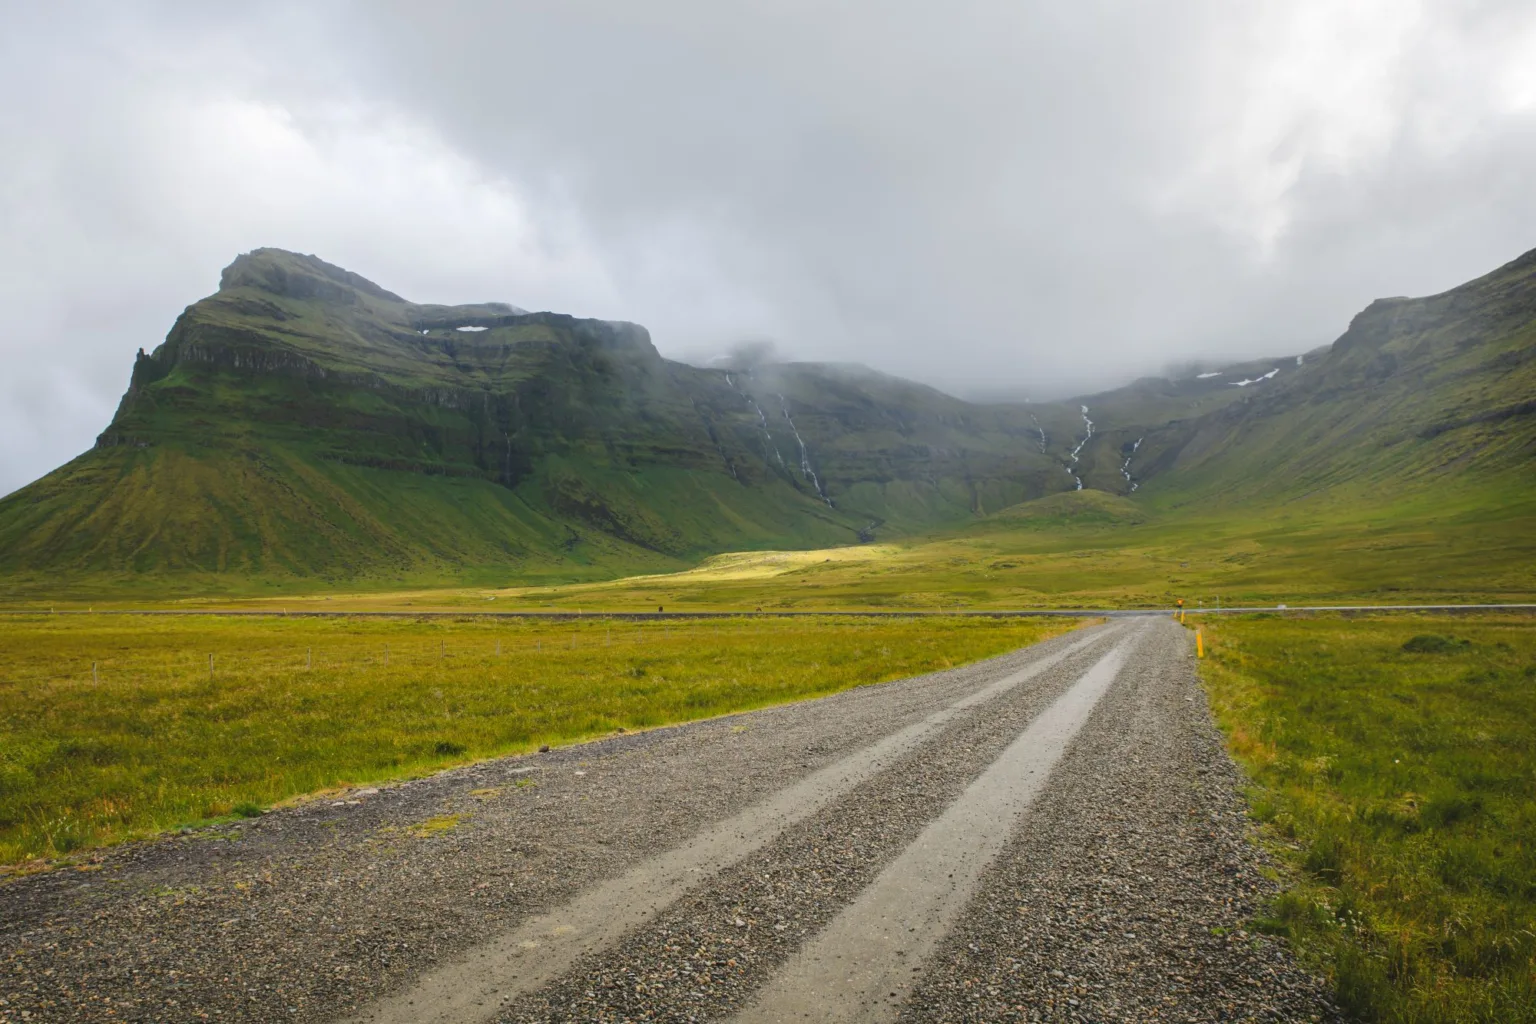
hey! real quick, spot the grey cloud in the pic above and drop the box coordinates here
[2,0,1534,495]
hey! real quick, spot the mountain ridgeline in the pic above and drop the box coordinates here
[2,246,1532,591]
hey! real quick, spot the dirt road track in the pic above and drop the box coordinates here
[0,618,1341,1023]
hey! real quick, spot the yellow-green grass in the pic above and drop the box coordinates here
[1197,613,1536,1023]
[0,613,1079,867]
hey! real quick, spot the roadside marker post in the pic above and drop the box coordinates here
[1196,630,1204,658]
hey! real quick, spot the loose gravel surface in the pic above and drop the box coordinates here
[0,618,1343,1024]
[901,621,1343,1024]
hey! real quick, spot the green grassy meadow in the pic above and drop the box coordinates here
[0,613,1078,867]
[8,472,1527,618]
[110,482,1518,616]
[1197,614,1536,1023]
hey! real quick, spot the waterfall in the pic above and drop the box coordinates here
[777,394,833,506]
[1065,405,1093,490]
[1120,436,1143,493]
[725,373,784,467]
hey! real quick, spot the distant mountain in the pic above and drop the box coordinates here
[1083,247,1536,507]
[2,245,1530,593]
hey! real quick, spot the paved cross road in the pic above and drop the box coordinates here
[1,619,1343,1022]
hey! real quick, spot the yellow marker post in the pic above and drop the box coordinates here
[1196,629,1204,658]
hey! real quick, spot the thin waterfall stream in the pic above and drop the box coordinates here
[1120,436,1143,492]
[777,394,833,506]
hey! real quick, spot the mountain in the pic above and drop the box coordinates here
[1097,246,1536,508]
[1,245,1531,596]
[0,250,1068,592]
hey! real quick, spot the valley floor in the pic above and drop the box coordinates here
[4,475,1534,614]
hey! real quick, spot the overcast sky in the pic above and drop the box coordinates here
[3,1,1535,496]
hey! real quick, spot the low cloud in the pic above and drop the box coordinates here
[2,1,1534,494]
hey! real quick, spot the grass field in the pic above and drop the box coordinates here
[6,480,1529,617]
[33,482,1514,616]
[1197,613,1536,1023]
[0,613,1079,868]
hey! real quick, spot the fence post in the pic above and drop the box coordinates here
[208,653,214,680]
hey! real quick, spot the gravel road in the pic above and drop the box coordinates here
[0,617,1342,1023]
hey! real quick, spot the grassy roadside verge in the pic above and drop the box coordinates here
[1196,613,1536,1022]
[0,613,1079,868]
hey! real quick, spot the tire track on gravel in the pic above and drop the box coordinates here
[349,626,1126,1024]
[492,627,1142,1023]
[734,631,1139,1022]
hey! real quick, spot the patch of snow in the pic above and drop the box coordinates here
[1196,372,1220,379]
[455,325,489,332]
[1230,368,1279,387]
[1296,355,1304,365]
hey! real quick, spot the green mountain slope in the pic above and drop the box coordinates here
[0,250,1071,593]
[1117,246,1536,508]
